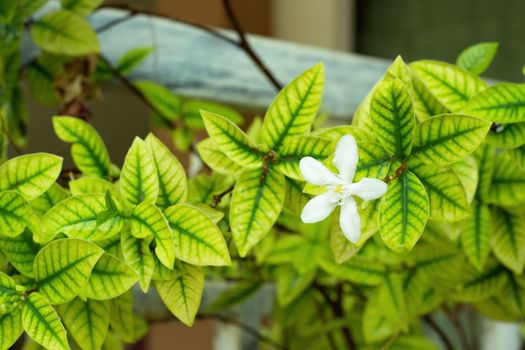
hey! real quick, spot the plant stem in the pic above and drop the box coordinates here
[446,307,472,350]
[422,314,454,350]
[313,282,356,350]
[211,185,235,208]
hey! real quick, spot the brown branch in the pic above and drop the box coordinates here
[313,282,356,350]
[211,185,235,208]
[312,297,338,350]
[98,54,176,129]
[220,0,282,90]
[422,315,454,350]
[97,3,282,92]
[446,307,472,350]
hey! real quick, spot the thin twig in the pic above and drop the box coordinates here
[98,54,175,129]
[422,315,454,350]
[446,307,472,350]
[221,0,282,90]
[312,297,338,350]
[211,185,235,208]
[313,282,356,350]
[97,3,282,92]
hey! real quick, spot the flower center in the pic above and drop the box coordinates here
[329,181,351,205]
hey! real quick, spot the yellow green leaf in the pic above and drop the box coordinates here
[412,114,490,166]
[0,308,23,350]
[164,203,230,266]
[0,190,29,237]
[261,63,324,151]
[0,153,63,201]
[22,292,70,350]
[379,171,429,252]
[201,111,262,168]
[460,204,492,271]
[59,298,109,350]
[370,78,415,158]
[196,138,243,176]
[487,153,525,206]
[491,208,525,274]
[34,239,103,304]
[120,231,154,292]
[457,42,498,74]
[53,116,111,178]
[450,156,478,204]
[230,166,285,256]
[464,83,525,123]
[155,264,204,327]
[87,253,138,300]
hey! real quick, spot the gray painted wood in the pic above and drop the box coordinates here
[91,9,391,120]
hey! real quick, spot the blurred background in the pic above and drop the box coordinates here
[115,0,524,81]
[26,1,525,348]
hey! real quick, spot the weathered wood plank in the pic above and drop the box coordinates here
[91,9,391,120]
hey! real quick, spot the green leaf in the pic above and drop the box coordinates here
[116,47,153,75]
[0,231,39,277]
[275,136,335,180]
[491,208,525,274]
[455,262,506,301]
[145,133,188,208]
[370,78,415,158]
[59,298,109,350]
[0,308,23,350]
[30,10,99,56]
[410,162,469,221]
[509,145,525,172]
[109,292,147,343]
[363,273,406,342]
[30,183,69,217]
[120,231,154,292]
[461,204,492,270]
[412,114,490,166]
[283,178,310,215]
[319,257,385,285]
[188,173,232,204]
[129,201,175,269]
[464,83,525,123]
[474,143,495,201]
[87,253,138,300]
[275,266,315,307]
[205,281,262,314]
[230,166,285,256]
[0,153,63,201]
[61,0,103,16]
[134,81,181,121]
[22,292,69,350]
[450,156,478,204]
[0,190,29,237]
[379,171,429,252]
[487,153,525,205]
[261,63,324,151]
[390,335,439,350]
[457,42,499,74]
[410,60,487,111]
[53,116,111,178]
[155,264,204,327]
[34,239,103,304]
[42,194,123,241]
[164,203,230,266]
[201,111,262,168]
[197,138,243,176]
[120,137,159,207]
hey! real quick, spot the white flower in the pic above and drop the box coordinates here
[299,134,388,243]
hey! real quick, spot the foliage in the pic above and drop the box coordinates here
[0,3,523,348]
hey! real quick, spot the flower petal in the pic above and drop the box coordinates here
[333,134,358,181]
[340,197,361,242]
[301,192,337,223]
[299,157,339,186]
[349,178,388,201]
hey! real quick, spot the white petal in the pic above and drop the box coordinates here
[349,178,388,201]
[340,197,361,242]
[333,134,358,181]
[301,192,337,223]
[299,157,339,186]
